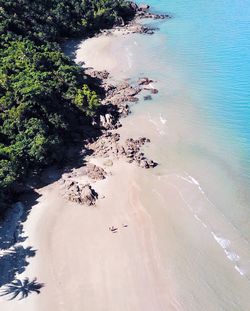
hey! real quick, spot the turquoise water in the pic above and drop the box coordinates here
[124,1,250,308]
[76,4,250,308]
[146,0,250,178]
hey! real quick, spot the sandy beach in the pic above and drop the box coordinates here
[2,13,250,311]
[0,32,180,311]
[0,163,179,311]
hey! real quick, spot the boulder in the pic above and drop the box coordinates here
[138,77,153,85]
[85,163,106,180]
[138,4,150,11]
[118,104,130,117]
[115,16,125,26]
[100,113,115,129]
[151,88,159,94]
[65,181,98,206]
[86,69,109,80]
[144,95,152,101]
[129,2,138,11]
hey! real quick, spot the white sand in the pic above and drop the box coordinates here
[0,162,178,311]
[0,34,179,311]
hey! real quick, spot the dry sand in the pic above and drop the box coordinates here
[0,162,179,311]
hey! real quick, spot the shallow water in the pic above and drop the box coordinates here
[75,1,250,309]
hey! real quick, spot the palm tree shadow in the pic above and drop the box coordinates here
[0,278,44,300]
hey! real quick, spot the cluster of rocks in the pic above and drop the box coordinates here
[138,77,153,85]
[87,132,157,169]
[60,70,159,206]
[115,22,157,35]
[61,3,167,206]
[63,180,98,206]
[138,77,159,94]
[85,68,110,80]
[104,81,141,105]
[88,74,159,131]
[112,2,171,36]
[124,138,157,168]
[66,163,107,181]
[83,163,107,180]
[135,3,171,19]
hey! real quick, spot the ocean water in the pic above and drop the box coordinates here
[117,0,250,309]
[75,1,250,309]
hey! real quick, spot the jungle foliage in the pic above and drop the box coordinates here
[0,0,135,211]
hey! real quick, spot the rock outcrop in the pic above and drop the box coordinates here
[87,133,157,169]
[64,181,98,206]
[138,77,154,86]
[84,163,107,180]
[138,4,150,12]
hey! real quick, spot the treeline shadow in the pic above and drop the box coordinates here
[0,48,121,300]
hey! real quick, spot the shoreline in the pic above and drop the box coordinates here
[0,5,176,311]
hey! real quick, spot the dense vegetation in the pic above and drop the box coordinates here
[0,0,135,212]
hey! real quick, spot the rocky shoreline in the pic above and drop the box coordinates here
[61,4,168,206]
[61,70,159,206]
[100,2,171,36]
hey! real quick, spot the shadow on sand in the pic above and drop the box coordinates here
[0,41,121,299]
[0,122,104,300]
[0,278,44,300]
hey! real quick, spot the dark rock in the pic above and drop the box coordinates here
[115,16,125,26]
[100,113,116,129]
[129,2,138,11]
[85,163,106,180]
[138,77,153,85]
[138,4,150,11]
[151,88,159,94]
[86,69,109,80]
[64,182,98,206]
[144,95,152,101]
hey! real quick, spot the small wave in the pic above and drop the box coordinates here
[225,249,240,262]
[164,172,248,278]
[235,265,245,276]
[211,232,245,276]
[187,175,205,195]
[148,113,166,136]
[211,232,231,249]
[194,213,208,229]
[178,175,193,184]
[160,114,167,124]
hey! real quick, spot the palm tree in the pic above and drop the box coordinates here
[0,278,44,300]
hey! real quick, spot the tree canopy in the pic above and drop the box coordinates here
[0,0,135,212]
